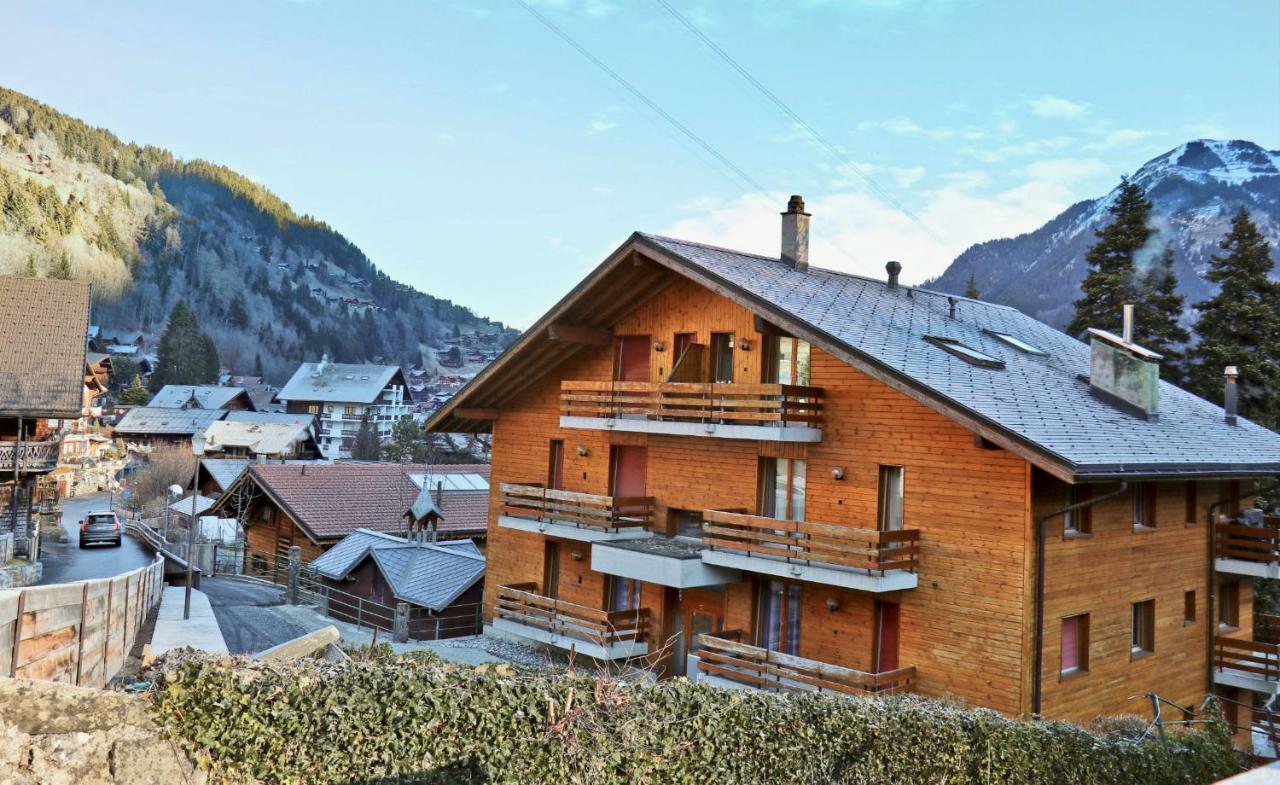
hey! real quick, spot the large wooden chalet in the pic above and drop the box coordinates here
[428,196,1280,746]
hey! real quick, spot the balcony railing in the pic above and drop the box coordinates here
[560,381,822,431]
[695,631,913,696]
[1217,521,1280,565]
[1215,635,1280,691]
[495,583,649,658]
[0,440,61,473]
[702,510,919,575]
[499,484,655,532]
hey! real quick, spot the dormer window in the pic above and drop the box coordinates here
[984,330,1048,357]
[923,336,1005,369]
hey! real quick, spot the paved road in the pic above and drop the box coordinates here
[37,492,155,585]
[199,576,319,654]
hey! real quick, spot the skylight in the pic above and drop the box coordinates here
[984,330,1048,357]
[923,336,1005,369]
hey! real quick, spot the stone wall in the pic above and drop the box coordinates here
[0,532,42,589]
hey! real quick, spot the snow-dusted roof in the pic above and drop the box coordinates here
[277,360,403,404]
[148,385,251,410]
[204,420,313,457]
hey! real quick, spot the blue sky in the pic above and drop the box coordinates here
[4,0,1277,327]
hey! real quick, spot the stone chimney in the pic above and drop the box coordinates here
[1087,305,1162,420]
[780,195,810,271]
[1224,366,1239,425]
[886,261,902,290]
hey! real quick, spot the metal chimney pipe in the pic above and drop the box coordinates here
[1122,304,1134,343]
[886,261,902,290]
[1224,366,1239,425]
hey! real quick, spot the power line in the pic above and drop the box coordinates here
[653,0,948,247]
[515,0,768,195]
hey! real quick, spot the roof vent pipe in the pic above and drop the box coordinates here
[1121,304,1134,343]
[780,195,810,271]
[886,261,902,290]
[948,296,957,319]
[1224,366,1239,426]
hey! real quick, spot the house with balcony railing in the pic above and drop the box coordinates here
[277,356,411,459]
[427,195,1280,749]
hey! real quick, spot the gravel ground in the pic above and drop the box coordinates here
[426,634,572,669]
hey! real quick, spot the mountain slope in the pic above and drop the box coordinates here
[930,140,1280,331]
[0,86,511,383]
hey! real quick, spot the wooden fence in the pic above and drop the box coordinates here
[0,556,165,687]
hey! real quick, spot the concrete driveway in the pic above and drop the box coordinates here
[199,576,322,654]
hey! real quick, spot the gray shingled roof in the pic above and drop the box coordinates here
[114,406,227,435]
[637,234,1280,478]
[309,528,484,611]
[201,458,252,492]
[147,385,251,410]
[277,360,402,404]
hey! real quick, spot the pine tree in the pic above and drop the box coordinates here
[1066,179,1150,339]
[51,251,72,280]
[23,255,36,277]
[351,415,382,461]
[252,353,264,379]
[1133,243,1190,383]
[150,300,221,391]
[964,272,980,299]
[1187,208,1280,427]
[118,374,152,405]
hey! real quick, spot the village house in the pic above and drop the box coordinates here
[112,406,227,450]
[208,462,490,569]
[202,420,320,461]
[308,528,485,640]
[426,196,1280,745]
[0,277,91,559]
[276,356,411,459]
[147,384,256,411]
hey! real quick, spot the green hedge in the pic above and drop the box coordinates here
[149,650,1240,785]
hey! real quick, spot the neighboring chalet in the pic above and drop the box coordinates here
[113,407,226,449]
[0,277,91,558]
[197,457,253,498]
[209,462,490,567]
[203,420,319,460]
[426,196,1280,747]
[277,356,411,460]
[147,385,256,411]
[309,529,485,639]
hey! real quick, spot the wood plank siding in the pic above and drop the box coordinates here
[480,274,1258,724]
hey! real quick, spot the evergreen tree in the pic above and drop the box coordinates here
[150,299,221,391]
[227,294,250,329]
[351,415,382,461]
[964,272,980,299]
[1133,243,1190,383]
[50,251,72,280]
[381,416,430,463]
[23,255,36,277]
[1066,179,1150,339]
[118,374,152,405]
[252,353,264,379]
[1187,208,1280,427]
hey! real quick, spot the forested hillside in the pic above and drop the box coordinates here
[0,86,511,383]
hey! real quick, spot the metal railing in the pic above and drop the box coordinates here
[561,381,823,428]
[702,510,920,575]
[696,630,914,696]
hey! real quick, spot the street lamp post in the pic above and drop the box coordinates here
[183,432,207,621]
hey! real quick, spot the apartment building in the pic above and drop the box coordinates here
[427,196,1280,742]
[277,355,410,459]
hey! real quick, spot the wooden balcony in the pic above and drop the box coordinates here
[700,510,920,592]
[492,583,649,660]
[1214,635,1280,695]
[694,631,914,696]
[1217,518,1280,579]
[0,440,61,474]
[497,483,656,542]
[559,381,823,442]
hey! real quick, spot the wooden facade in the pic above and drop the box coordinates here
[465,270,1272,731]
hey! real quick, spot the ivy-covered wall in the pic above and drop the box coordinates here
[150,651,1240,785]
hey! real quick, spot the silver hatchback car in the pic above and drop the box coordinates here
[79,511,122,548]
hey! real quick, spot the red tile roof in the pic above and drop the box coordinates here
[236,463,490,542]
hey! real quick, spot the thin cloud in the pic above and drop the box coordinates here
[855,116,985,142]
[1028,95,1089,119]
[586,118,618,135]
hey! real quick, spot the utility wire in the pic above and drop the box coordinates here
[515,0,768,195]
[653,0,948,247]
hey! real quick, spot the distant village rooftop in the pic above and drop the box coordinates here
[277,355,404,404]
[148,385,254,410]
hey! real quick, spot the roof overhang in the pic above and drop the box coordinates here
[427,234,1275,484]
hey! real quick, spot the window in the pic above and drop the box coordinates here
[710,332,735,383]
[547,440,564,491]
[606,576,642,613]
[759,458,806,520]
[984,330,1049,357]
[1060,614,1089,674]
[1185,481,1198,525]
[307,403,320,414]
[877,466,904,532]
[1063,484,1093,536]
[1184,590,1197,624]
[1131,600,1155,655]
[763,336,812,385]
[1133,483,1158,529]
[923,336,1005,369]
[757,580,801,656]
[344,405,361,417]
[1218,581,1240,630]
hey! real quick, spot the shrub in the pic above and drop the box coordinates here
[149,653,1240,785]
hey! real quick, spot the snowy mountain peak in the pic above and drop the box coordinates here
[1132,139,1280,187]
